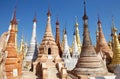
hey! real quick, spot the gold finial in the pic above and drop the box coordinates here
[75,16,79,27]
[112,17,117,34]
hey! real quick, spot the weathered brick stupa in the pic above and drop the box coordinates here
[4,8,23,79]
[96,17,113,65]
[72,1,108,76]
[55,18,62,57]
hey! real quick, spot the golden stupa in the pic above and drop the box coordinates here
[109,25,120,72]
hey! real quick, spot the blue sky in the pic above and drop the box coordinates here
[0,0,120,46]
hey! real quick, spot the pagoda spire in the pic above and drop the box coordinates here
[96,16,113,65]
[47,6,51,16]
[45,8,52,34]
[55,16,60,43]
[109,27,120,72]
[4,7,22,78]
[83,0,88,20]
[72,30,79,58]
[33,12,37,22]
[72,1,108,76]
[55,17,62,57]
[56,16,59,25]
[61,29,65,52]
[82,0,92,47]
[10,6,18,50]
[73,31,78,53]
[36,9,59,60]
[111,18,117,51]
[62,28,71,60]
[75,16,82,53]
[31,13,37,44]
[25,13,38,62]
[112,17,116,34]
[11,6,17,25]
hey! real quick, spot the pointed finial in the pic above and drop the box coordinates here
[47,6,51,16]
[33,12,37,22]
[97,14,101,24]
[56,15,59,25]
[13,6,17,20]
[75,16,78,22]
[84,0,86,15]
[83,0,88,20]
[111,16,117,33]
[75,16,79,26]
[64,24,67,34]
[112,16,115,28]
[11,6,17,24]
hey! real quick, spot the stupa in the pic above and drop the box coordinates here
[37,9,59,58]
[109,25,120,72]
[4,8,23,79]
[96,16,113,65]
[75,17,82,53]
[72,31,79,58]
[62,28,71,60]
[70,18,82,55]
[24,14,38,70]
[25,14,38,61]
[62,29,80,70]
[33,9,67,79]
[72,1,108,76]
[55,18,62,57]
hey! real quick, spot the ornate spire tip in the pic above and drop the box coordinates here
[33,12,37,22]
[56,16,59,25]
[47,8,51,16]
[98,15,101,24]
[11,6,18,24]
[83,0,88,20]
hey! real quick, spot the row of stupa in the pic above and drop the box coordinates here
[0,0,120,79]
